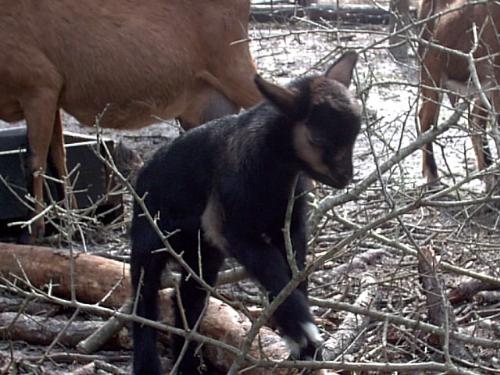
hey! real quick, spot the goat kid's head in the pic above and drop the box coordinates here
[255,51,361,188]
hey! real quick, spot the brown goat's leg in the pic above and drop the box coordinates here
[469,99,494,190]
[48,111,77,209]
[419,87,441,184]
[22,94,59,242]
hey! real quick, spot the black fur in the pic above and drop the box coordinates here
[131,51,361,375]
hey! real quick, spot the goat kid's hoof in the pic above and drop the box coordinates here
[284,322,323,361]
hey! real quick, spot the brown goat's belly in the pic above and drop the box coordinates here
[64,96,186,130]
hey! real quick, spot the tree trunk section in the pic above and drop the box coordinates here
[0,312,130,349]
[0,242,301,374]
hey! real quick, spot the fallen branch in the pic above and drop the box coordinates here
[0,294,60,316]
[76,301,133,354]
[0,312,129,348]
[309,297,500,349]
[477,319,500,337]
[322,274,378,361]
[333,213,500,286]
[69,360,129,375]
[320,248,389,275]
[449,280,500,304]
[417,246,471,361]
[161,266,247,289]
[0,351,129,365]
[476,291,500,304]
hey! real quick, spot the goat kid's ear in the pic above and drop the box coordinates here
[325,50,358,88]
[254,74,298,116]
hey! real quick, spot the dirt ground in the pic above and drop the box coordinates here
[1,11,500,375]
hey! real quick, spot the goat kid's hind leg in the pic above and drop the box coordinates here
[20,90,61,243]
[173,240,224,375]
[131,225,167,375]
[226,233,323,360]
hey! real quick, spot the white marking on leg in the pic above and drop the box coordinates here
[201,196,227,252]
[301,322,323,345]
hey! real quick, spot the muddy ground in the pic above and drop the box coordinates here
[1,15,499,375]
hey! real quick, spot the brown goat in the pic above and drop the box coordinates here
[0,0,261,241]
[418,0,499,187]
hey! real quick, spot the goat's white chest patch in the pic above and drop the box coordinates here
[201,197,228,252]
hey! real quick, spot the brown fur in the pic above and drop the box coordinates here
[293,124,330,176]
[417,0,456,50]
[418,0,499,187]
[0,0,261,239]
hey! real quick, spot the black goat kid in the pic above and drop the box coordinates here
[131,51,361,375]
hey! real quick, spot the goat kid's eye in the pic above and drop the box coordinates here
[308,137,325,147]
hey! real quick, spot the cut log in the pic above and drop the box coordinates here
[0,312,130,348]
[320,248,389,275]
[476,291,500,305]
[0,242,301,374]
[69,360,128,375]
[0,351,130,375]
[449,280,500,305]
[0,242,130,308]
[0,294,60,316]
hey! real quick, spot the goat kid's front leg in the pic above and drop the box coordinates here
[226,233,323,360]
[274,202,309,297]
